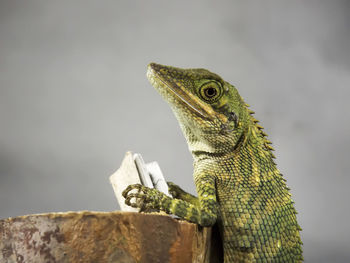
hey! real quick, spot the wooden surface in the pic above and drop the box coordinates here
[0,211,222,263]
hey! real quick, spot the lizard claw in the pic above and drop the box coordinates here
[124,192,149,209]
[122,184,159,211]
[122,184,143,198]
[167,181,181,198]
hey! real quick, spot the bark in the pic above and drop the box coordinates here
[0,211,222,263]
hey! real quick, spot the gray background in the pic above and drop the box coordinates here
[1,0,349,262]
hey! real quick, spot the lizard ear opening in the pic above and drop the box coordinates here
[220,111,238,133]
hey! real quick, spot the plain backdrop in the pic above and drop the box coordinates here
[1,1,349,262]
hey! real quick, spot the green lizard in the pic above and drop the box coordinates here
[122,63,303,262]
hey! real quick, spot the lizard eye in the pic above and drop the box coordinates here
[199,81,222,103]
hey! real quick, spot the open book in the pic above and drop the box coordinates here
[110,152,170,212]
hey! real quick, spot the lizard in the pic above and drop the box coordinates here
[122,63,303,262]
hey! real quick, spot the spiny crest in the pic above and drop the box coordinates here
[245,103,276,158]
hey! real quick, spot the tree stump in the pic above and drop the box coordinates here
[0,211,222,263]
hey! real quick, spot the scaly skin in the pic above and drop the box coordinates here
[123,63,303,262]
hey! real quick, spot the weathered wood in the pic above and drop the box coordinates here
[0,211,222,263]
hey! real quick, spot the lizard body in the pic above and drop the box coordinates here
[123,63,303,262]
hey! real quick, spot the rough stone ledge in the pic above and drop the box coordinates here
[0,211,222,263]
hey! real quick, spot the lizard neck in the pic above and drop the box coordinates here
[238,124,279,179]
[192,123,278,175]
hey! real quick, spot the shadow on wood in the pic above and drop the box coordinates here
[0,211,222,263]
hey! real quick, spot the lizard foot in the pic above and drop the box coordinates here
[167,181,182,198]
[167,181,199,205]
[122,184,163,211]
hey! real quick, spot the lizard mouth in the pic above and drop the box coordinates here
[147,63,218,121]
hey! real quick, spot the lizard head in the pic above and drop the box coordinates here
[147,63,251,156]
